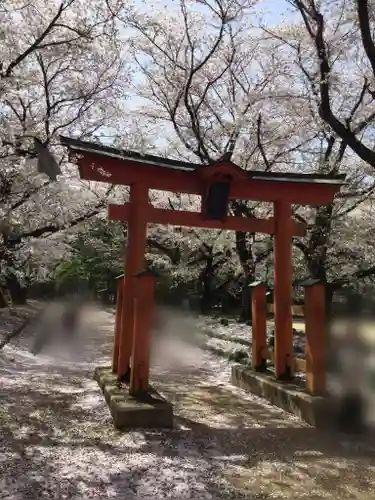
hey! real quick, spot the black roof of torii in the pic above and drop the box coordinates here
[60,135,346,186]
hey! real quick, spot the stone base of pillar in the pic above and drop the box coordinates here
[94,366,173,430]
[231,365,334,430]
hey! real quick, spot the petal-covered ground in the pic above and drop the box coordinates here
[0,304,375,499]
[194,313,306,358]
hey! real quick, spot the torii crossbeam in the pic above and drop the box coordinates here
[60,135,344,395]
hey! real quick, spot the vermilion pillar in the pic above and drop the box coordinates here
[130,269,156,395]
[304,279,326,395]
[250,281,268,371]
[273,201,293,380]
[117,183,148,379]
[112,275,124,373]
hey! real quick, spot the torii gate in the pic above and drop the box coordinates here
[60,136,344,396]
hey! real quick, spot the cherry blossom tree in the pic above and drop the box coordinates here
[113,0,311,319]
[253,6,375,306]
[26,0,372,313]
[0,0,132,302]
[284,0,375,170]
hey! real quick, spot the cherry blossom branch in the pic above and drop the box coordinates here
[290,0,375,168]
[256,113,271,171]
[1,0,75,79]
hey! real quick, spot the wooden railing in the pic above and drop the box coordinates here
[267,303,304,317]
[260,347,306,373]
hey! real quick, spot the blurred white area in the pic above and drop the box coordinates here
[327,314,375,430]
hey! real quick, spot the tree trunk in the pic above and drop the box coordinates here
[239,277,252,323]
[199,256,214,314]
[301,203,336,322]
[325,283,335,322]
[304,203,333,279]
[7,275,27,305]
[235,230,255,323]
[0,289,8,308]
[200,277,212,314]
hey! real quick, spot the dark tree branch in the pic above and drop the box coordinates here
[290,0,375,167]
[357,0,375,76]
[331,263,375,290]
[7,200,108,247]
[146,238,180,264]
[257,113,271,171]
[2,1,73,78]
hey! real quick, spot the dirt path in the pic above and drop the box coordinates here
[0,304,374,499]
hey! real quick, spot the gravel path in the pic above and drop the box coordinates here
[0,304,375,499]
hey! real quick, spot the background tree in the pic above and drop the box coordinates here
[116,0,308,319]
[260,4,375,305]
[0,0,130,301]
[283,0,375,170]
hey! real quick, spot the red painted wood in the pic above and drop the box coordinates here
[117,184,148,378]
[130,274,155,394]
[112,276,124,373]
[197,162,248,181]
[76,153,341,205]
[65,146,341,395]
[304,283,326,395]
[251,283,268,369]
[273,201,294,379]
[108,204,307,237]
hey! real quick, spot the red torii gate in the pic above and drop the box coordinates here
[60,136,344,396]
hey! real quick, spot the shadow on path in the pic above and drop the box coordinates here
[0,304,374,499]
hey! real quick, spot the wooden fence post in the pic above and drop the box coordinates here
[250,281,268,371]
[273,201,294,380]
[112,274,124,374]
[129,269,156,396]
[303,278,326,395]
